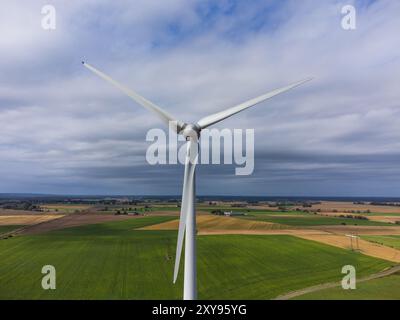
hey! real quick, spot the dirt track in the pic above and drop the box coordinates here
[275,264,400,300]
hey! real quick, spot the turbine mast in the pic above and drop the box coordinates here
[184,161,197,300]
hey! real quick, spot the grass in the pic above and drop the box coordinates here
[198,235,390,299]
[247,210,313,215]
[361,212,400,216]
[41,204,92,213]
[0,217,391,299]
[362,235,400,250]
[0,225,25,234]
[241,214,393,226]
[295,272,400,300]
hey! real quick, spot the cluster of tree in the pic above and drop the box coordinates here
[370,202,400,207]
[338,214,369,220]
[114,210,127,215]
[211,210,224,215]
[114,209,140,216]
[296,208,321,213]
[1,201,42,211]
[343,209,371,214]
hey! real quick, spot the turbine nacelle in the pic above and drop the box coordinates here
[181,123,201,141]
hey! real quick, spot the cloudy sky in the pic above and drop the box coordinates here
[0,0,399,196]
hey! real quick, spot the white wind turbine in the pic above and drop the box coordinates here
[82,61,312,300]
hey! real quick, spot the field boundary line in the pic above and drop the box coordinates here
[0,215,65,239]
[274,264,400,300]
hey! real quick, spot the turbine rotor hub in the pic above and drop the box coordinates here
[181,123,201,141]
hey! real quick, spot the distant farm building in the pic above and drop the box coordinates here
[223,211,246,217]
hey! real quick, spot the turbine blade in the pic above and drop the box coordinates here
[173,140,198,283]
[82,62,183,132]
[197,77,313,129]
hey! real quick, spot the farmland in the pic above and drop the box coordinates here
[1,198,400,299]
[295,273,400,300]
[0,225,24,235]
[362,235,400,250]
[241,214,393,226]
[0,216,391,299]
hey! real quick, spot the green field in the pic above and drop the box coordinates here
[295,273,400,300]
[241,214,393,226]
[362,235,400,249]
[362,212,400,216]
[0,225,24,234]
[0,217,391,299]
[249,210,312,215]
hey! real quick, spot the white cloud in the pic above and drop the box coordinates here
[0,0,399,195]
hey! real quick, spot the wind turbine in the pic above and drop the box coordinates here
[82,61,312,300]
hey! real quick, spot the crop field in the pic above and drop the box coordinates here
[241,214,393,226]
[0,216,391,299]
[41,204,92,212]
[362,235,400,250]
[0,225,25,234]
[295,272,400,300]
[141,215,285,231]
[360,212,400,216]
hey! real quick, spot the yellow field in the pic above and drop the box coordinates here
[296,234,400,263]
[140,215,286,231]
[0,215,63,225]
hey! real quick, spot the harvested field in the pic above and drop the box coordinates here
[19,214,142,235]
[0,215,62,225]
[295,234,400,263]
[0,209,50,216]
[140,215,284,232]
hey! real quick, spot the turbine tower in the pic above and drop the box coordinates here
[82,61,312,300]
